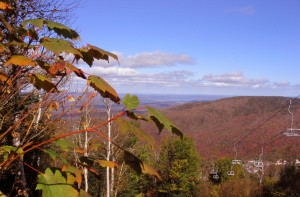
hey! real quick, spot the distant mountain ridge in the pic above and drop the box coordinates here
[161,96,300,161]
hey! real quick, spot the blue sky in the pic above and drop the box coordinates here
[69,0,300,96]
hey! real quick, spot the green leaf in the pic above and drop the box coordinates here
[0,145,23,154]
[4,55,35,67]
[145,106,183,138]
[28,28,39,40]
[54,138,77,152]
[87,75,120,104]
[126,111,148,121]
[87,44,118,61]
[124,151,143,174]
[23,18,44,29]
[77,44,118,67]
[8,40,27,48]
[80,189,92,197]
[43,149,68,164]
[124,151,161,180]
[122,94,140,110]
[62,166,82,185]
[23,19,79,40]
[116,118,155,149]
[0,146,16,160]
[44,20,80,40]
[40,37,82,57]
[36,168,78,197]
[29,73,58,93]
[37,60,51,73]
[66,63,86,79]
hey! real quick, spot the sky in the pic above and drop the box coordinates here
[68,0,300,96]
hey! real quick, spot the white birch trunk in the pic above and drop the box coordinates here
[104,99,112,197]
[13,114,28,197]
[84,130,89,192]
[34,92,43,128]
[110,149,115,193]
[74,106,91,192]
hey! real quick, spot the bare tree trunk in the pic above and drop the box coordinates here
[114,162,125,197]
[34,92,43,128]
[73,106,91,192]
[104,99,112,197]
[110,147,115,194]
[84,130,89,192]
[13,115,28,197]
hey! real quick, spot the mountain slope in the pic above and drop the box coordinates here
[162,96,300,161]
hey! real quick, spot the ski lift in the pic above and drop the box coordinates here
[210,169,217,175]
[210,162,219,180]
[254,148,264,170]
[284,100,300,137]
[254,161,264,168]
[231,159,242,165]
[284,129,300,136]
[258,169,264,185]
[231,143,242,165]
[228,144,239,176]
[209,162,218,175]
[213,174,219,180]
[228,171,234,176]
[228,164,235,176]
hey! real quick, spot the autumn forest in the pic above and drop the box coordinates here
[0,1,299,197]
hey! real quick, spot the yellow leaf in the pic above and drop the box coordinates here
[66,63,86,79]
[67,96,75,102]
[97,160,118,168]
[0,70,12,87]
[0,43,6,52]
[49,101,59,112]
[74,148,84,154]
[29,73,58,92]
[87,75,120,104]
[45,113,51,119]
[141,162,162,181]
[49,61,66,77]
[62,166,83,186]
[4,55,35,67]
[0,2,12,10]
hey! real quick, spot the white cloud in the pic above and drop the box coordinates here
[70,69,299,96]
[76,51,194,68]
[71,48,297,95]
[121,51,194,68]
[225,6,256,15]
[82,66,138,77]
[272,81,290,88]
[201,72,268,87]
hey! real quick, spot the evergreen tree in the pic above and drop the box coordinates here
[157,136,202,196]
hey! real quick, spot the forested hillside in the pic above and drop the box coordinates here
[162,96,300,161]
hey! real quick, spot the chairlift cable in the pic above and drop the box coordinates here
[235,94,300,146]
